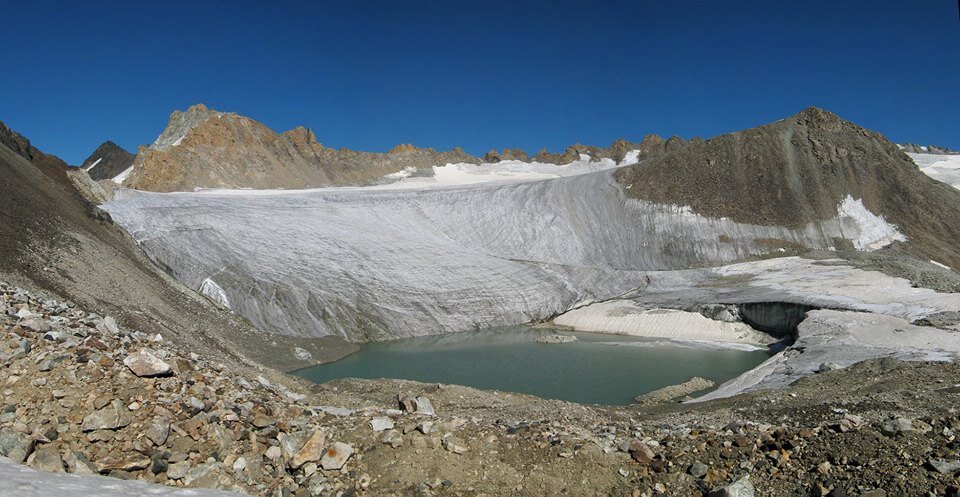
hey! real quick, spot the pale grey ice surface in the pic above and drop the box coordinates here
[0,456,245,497]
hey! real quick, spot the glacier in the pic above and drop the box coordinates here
[104,158,913,343]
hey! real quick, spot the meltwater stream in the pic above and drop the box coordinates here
[294,327,769,405]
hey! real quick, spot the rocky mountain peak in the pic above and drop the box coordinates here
[82,141,135,181]
[794,106,844,128]
[388,143,421,154]
[150,103,225,151]
[282,126,319,146]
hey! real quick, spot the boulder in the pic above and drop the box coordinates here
[123,350,173,377]
[20,317,50,332]
[319,442,353,470]
[144,416,170,446]
[709,475,755,497]
[880,417,914,436]
[0,428,35,463]
[928,458,960,474]
[80,399,132,432]
[370,417,394,432]
[166,460,191,480]
[28,444,64,473]
[291,430,325,469]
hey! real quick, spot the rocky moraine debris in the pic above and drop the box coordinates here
[0,281,437,495]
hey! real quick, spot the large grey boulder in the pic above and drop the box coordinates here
[80,400,132,432]
[0,428,34,463]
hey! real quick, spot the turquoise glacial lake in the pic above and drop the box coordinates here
[294,327,769,405]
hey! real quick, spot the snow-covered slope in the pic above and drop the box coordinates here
[104,159,906,342]
[909,152,960,190]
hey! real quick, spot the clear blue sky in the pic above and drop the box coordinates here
[0,0,957,164]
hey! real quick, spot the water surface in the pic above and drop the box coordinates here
[295,327,769,405]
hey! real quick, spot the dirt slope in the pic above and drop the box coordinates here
[616,107,960,268]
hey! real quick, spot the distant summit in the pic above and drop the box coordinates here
[122,104,481,192]
[82,141,135,181]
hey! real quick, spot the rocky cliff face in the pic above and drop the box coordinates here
[122,104,481,192]
[82,141,135,181]
[617,107,960,268]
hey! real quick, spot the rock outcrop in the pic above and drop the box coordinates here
[617,107,960,268]
[0,121,70,186]
[82,141,135,181]
[122,104,481,192]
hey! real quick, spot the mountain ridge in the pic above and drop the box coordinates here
[617,106,960,268]
[122,104,483,192]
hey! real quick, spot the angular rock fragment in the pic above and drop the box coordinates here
[20,317,50,333]
[291,430,325,469]
[145,416,170,446]
[928,458,960,474]
[370,417,394,432]
[442,437,467,454]
[319,442,353,470]
[0,427,35,463]
[80,399,132,432]
[28,444,64,473]
[880,417,914,436]
[380,430,403,448]
[123,350,173,377]
[399,395,435,415]
[63,450,96,474]
[166,460,191,480]
[629,440,655,465]
[708,475,755,497]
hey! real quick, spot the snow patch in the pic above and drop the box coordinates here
[931,260,951,270]
[835,195,906,250]
[85,157,102,170]
[112,165,135,184]
[199,278,231,309]
[619,149,640,166]
[380,166,418,182]
[398,154,620,188]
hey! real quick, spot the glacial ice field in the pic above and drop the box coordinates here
[104,156,915,342]
[908,152,960,190]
